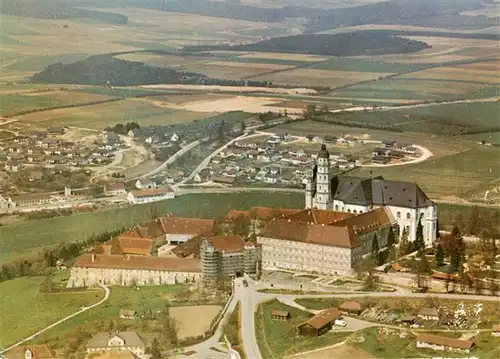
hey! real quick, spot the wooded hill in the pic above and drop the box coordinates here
[184,32,430,57]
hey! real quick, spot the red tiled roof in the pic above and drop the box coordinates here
[209,235,246,253]
[298,308,341,330]
[416,334,474,349]
[159,217,216,235]
[282,208,354,225]
[224,210,251,222]
[432,271,459,282]
[249,206,302,220]
[171,236,204,258]
[260,219,360,249]
[74,254,201,272]
[331,207,395,234]
[340,301,362,312]
[112,236,153,256]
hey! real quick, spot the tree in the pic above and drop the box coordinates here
[162,306,179,347]
[371,234,379,258]
[399,227,409,256]
[479,230,491,252]
[362,271,377,291]
[40,274,55,293]
[435,244,445,268]
[414,213,425,251]
[453,211,465,230]
[149,338,162,359]
[232,214,251,236]
[387,247,397,262]
[466,206,481,235]
[436,219,440,239]
[387,227,396,248]
[450,226,465,272]
[418,253,430,274]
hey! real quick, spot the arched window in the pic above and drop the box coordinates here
[406,212,411,220]
[353,210,357,214]
[347,209,351,213]
[397,212,401,219]
[335,205,339,211]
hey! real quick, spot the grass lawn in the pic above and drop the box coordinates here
[0,192,304,264]
[0,130,14,140]
[255,299,351,359]
[0,275,105,348]
[33,284,187,347]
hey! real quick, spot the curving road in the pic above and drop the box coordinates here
[0,284,110,355]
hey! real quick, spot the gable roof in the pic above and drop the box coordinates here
[331,175,433,208]
[5,345,54,359]
[129,188,172,198]
[416,334,474,349]
[260,219,360,249]
[74,254,201,272]
[298,308,341,330]
[110,236,153,256]
[208,235,246,254]
[339,301,362,312]
[418,307,439,317]
[170,235,204,258]
[159,217,216,235]
[331,207,395,234]
[249,206,302,220]
[87,331,145,349]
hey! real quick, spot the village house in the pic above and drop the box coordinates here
[170,133,179,142]
[127,188,175,204]
[94,236,154,257]
[127,129,140,138]
[417,307,440,321]
[297,308,342,336]
[4,161,21,172]
[86,331,146,357]
[135,178,157,189]
[105,183,127,196]
[47,126,65,135]
[68,253,202,287]
[416,334,475,353]
[5,345,55,359]
[194,168,212,183]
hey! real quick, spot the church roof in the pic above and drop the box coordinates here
[317,144,330,159]
[87,331,145,349]
[282,208,354,225]
[331,176,433,208]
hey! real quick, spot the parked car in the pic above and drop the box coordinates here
[334,319,347,327]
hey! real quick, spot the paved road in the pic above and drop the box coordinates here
[137,138,206,179]
[176,132,263,186]
[0,284,110,355]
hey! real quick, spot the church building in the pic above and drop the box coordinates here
[305,144,437,244]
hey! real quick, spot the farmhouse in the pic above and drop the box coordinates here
[297,308,342,336]
[68,253,202,287]
[134,178,157,189]
[86,331,145,357]
[306,144,437,243]
[200,235,261,281]
[127,188,174,204]
[257,207,395,276]
[416,334,475,353]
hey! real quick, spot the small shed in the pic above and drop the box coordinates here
[119,309,136,319]
[418,307,439,321]
[271,310,290,320]
[339,301,362,315]
[296,307,341,337]
[492,324,500,337]
[400,315,416,324]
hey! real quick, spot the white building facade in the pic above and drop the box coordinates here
[306,145,437,244]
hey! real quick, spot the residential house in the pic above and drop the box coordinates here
[267,136,281,145]
[105,183,127,196]
[86,331,146,356]
[127,188,175,204]
[13,135,29,144]
[383,140,397,148]
[256,154,271,162]
[416,334,475,353]
[297,308,342,336]
[306,134,314,142]
[28,171,44,182]
[312,136,323,143]
[417,307,439,321]
[170,133,179,142]
[194,168,211,183]
[323,135,336,144]
[400,315,417,325]
[5,345,54,359]
[127,129,140,138]
[0,194,10,211]
[145,135,160,144]
[135,178,157,189]
[372,155,391,164]
[5,161,21,172]
[119,309,137,319]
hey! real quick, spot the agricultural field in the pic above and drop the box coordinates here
[256,299,351,358]
[288,344,376,359]
[400,63,500,85]
[15,98,215,130]
[0,192,305,264]
[0,130,15,140]
[249,68,393,88]
[169,305,222,340]
[0,274,105,348]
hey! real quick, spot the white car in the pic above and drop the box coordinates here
[334,319,347,327]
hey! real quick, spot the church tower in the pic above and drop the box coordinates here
[314,144,331,210]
